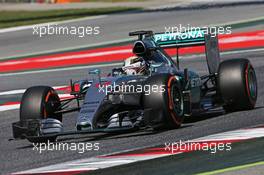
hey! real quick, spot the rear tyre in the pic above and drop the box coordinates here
[20,86,62,142]
[217,58,257,112]
[143,74,184,130]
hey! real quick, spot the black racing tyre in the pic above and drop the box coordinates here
[20,86,62,121]
[143,74,184,130]
[217,58,257,112]
[20,86,62,142]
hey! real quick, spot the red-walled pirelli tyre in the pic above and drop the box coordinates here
[143,74,184,130]
[20,86,62,122]
[20,86,62,142]
[217,58,257,112]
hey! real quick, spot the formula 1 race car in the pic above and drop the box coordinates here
[12,30,258,143]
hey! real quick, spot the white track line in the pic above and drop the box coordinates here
[1,16,263,60]
[175,47,264,59]
[0,86,67,96]
[1,47,264,77]
[192,128,264,142]
[0,89,26,96]
[0,94,72,112]
[1,48,264,112]
[0,38,133,61]
[0,104,20,112]
[13,126,264,175]
[3,33,263,67]
[0,49,131,66]
[0,32,262,76]
[0,15,107,34]
[0,86,71,112]
[0,62,123,77]
[220,34,264,44]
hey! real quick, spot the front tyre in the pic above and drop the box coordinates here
[143,74,184,129]
[20,86,62,143]
[217,58,257,112]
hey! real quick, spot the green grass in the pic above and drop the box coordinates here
[0,7,140,29]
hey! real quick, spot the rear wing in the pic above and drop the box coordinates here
[154,30,205,48]
[153,31,220,74]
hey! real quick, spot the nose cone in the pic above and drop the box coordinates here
[76,115,92,131]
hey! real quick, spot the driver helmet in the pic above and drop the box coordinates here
[122,56,147,75]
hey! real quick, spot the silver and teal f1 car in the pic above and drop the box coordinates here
[12,30,258,143]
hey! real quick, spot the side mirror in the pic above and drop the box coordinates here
[89,69,101,75]
[89,69,101,84]
[79,80,92,94]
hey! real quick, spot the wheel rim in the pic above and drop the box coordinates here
[44,91,61,119]
[171,84,183,115]
[247,67,257,99]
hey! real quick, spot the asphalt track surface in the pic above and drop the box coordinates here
[0,5,264,175]
[1,4,264,59]
[86,138,264,175]
[0,49,263,174]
